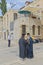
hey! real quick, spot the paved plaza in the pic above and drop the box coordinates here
[0,40,43,65]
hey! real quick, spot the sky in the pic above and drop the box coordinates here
[0,0,33,16]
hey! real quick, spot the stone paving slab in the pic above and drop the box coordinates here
[0,41,43,65]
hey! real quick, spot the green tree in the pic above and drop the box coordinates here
[0,3,1,8]
[0,0,7,15]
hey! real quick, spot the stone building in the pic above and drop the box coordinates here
[3,9,18,40]
[22,0,43,39]
[3,9,41,43]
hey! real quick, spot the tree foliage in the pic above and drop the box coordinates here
[0,3,1,8]
[0,0,7,15]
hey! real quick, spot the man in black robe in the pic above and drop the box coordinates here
[27,33,34,58]
[19,34,26,59]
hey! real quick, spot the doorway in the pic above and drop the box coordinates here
[22,25,26,34]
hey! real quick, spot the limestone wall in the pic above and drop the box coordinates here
[13,17,41,43]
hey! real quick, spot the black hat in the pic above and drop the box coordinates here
[27,33,30,35]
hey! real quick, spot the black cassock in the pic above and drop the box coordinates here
[26,37,33,58]
[19,37,26,59]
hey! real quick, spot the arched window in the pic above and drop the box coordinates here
[38,26,40,35]
[32,25,35,35]
[10,22,14,31]
[14,13,17,20]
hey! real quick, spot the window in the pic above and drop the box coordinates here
[32,25,35,35]
[37,5,39,7]
[14,13,17,20]
[38,26,40,35]
[10,22,14,31]
[22,25,26,34]
[38,17,40,20]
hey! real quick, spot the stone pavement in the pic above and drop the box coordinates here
[0,40,43,65]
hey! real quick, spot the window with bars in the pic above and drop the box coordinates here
[14,13,17,20]
[10,22,14,31]
[38,26,40,35]
[22,25,26,34]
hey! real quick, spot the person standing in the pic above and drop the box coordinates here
[8,34,11,47]
[27,33,34,58]
[19,34,26,59]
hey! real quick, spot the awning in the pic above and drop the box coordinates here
[18,10,31,14]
